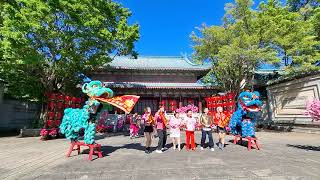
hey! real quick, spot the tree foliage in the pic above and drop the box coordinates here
[192,0,278,93]
[0,0,139,101]
[287,0,320,12]
[258,0,320,72]
[192,0,320,93]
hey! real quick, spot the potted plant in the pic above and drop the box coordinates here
[40,128,49,140]
[49,128,58,138]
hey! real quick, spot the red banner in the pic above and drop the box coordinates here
[95,95,140,114]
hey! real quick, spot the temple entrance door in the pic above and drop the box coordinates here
[182,98,199,107]
[160,98,179,113]
[133,98,158,114]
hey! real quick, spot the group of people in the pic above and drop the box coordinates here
[130,105,230,154]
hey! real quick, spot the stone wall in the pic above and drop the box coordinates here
[0,100,41,132]
[267,73,320,125]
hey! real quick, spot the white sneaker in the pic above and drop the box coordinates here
[161,147,168,151]
[155,150,163,153]
[200,147,204,150]
[211,148,215,152]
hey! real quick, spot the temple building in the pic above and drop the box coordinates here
[91,56,217,113]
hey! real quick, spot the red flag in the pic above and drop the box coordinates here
[95,95,140,114]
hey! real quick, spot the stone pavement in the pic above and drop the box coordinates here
[0,131,320,180]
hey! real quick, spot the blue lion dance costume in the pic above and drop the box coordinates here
[59,81,114,144]
[229,91,263,138]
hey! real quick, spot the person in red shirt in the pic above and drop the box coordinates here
[214,106,230,150]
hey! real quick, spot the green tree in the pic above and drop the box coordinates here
[258,0,320,72]
[311,6,320,40]
[287,0,320,40]
[192,0,278,93]
[192,0,320,93]
[0,0,139,101]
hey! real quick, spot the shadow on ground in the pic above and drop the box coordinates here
[80,142,204,160]
[287,144,320,151]
[78,143,144,160]
[94,132,130,140]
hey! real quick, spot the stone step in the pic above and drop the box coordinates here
[291,126,320,134]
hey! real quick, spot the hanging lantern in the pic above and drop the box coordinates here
[57,94,64,102]
[49,93,56,101]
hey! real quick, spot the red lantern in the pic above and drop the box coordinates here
[212,97,217,104]
[48,111,55,119]
[57,94,64,101]
[212,103,217,109]
[47,120,54,127]
[159,100,165,106]
[169,99,177,112]
[49,93,56,100]
[76,97,82,104]
[65,95,71,102]
[64,103,70,108]
[56,112,63,119]
[48,102,55,110]
[55,120,61,126]
[71,97,77,103]
[57,102,64,109]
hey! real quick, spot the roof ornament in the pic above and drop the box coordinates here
[181,53,199,66]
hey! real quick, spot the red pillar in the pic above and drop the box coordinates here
[198,101,202,113]
[179,95,183,108]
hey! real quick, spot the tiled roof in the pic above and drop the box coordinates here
[104,56,211,71]
[103,82,215,89]
[267,70,320,86]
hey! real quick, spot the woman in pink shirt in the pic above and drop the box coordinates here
[169,112,182,151]
[129,113,139,138]
[154,106,168,153]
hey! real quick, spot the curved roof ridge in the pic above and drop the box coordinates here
[182,54,200,66]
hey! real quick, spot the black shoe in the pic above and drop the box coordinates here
[145,147,151,154]
[145,148,149,154]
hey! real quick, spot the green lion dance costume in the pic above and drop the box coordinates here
[59,81,114,144]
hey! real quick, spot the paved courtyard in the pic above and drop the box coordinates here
[0,131,320,180]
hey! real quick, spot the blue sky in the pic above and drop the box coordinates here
[116,0,262,56]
